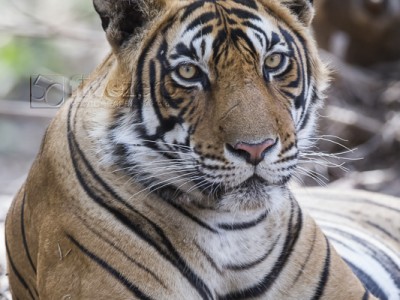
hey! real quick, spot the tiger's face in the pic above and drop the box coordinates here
[97,0,327,211]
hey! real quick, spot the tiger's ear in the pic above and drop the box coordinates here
[280,0,315,26]
[93,0,166,51]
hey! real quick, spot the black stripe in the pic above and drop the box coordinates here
[329,227,394,299]
[212,29,229,65]
[226,8,261,22]
[224,234,281,271]
[149,59,176,135]
[67,105,213,300]
[298,88,317,131]
[217,210,268,231]
[365,221,400,243]
[345,259,388,300]
[21,193,37,274]
[325,226,400,283]
[254,32,264,47]
[149,59,161,120]
[171,42,198,60]
[69,135,212,300]
[230,28,258,59]
[67,234,154,300]
[164,200,219,233]
[291,225,317,286]
[274,152,298,164]
[5,239,35,300]
[218,200,303,299]
[180,1,210,22]
[193,25,214,40]
[294,35,310,111]
[185,12,216,32]
[269,32,281,50]
[280,141,295,155]
[241,21,268,46]
[135,24,165,120]
[277,57,295,79]
[283,61,301,88]
[291,30,316,130]
[332,226,400,278]
[201,39,206,56]
[75,213,167,289]
[231,0,258,9]
[311,236,331,300]
[194,242,223,275]
[279,27,310,111]
[147,58,181,139]
[362,289,370,300]
[282,90,296,100]
[158,40,185,110]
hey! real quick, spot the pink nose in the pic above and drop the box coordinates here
[234,138,277,165]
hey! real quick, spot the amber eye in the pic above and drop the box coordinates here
[264,53,284,70]
[177,64,199,80]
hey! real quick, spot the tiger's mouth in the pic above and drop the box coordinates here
[235,175,268,190]
[197,174,271,200]
[206,174,283,211]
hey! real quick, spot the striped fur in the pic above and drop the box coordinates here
[5,0,399,299]
[296,188,400,300]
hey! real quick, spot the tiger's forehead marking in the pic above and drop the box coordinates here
[168,0,288,66]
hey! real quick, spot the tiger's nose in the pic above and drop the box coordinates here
[228,138,278,165]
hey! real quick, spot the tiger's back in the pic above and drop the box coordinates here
[5,0,400,299]
[297,188,400,300]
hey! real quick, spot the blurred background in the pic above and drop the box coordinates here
[0,0,399,296]
[0,0,108,197]
[309,0,400,196]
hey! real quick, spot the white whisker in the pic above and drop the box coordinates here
[296,166,327,186]
[130,171,199,200]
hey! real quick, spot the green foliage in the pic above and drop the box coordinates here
[0,0,104,99]
[0,38,63,75]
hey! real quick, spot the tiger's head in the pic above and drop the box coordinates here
[93,0,328,211]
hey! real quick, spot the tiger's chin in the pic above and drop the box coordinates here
[214,176,291,212]
[174,175,291,213]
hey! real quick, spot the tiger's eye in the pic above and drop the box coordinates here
[264,54,284,69]
[178,64,198,79]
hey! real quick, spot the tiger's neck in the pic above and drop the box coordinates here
[137,185,302,287]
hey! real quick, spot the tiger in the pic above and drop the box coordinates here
[5,0,400,299]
